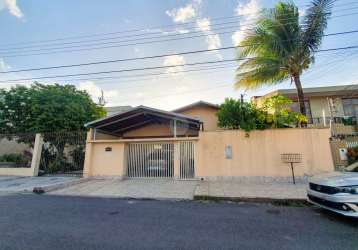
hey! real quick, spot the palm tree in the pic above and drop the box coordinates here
[235,0,334,115]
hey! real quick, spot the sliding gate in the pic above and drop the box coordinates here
[125,141,195,179]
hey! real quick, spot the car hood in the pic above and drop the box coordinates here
[309,172,358,187]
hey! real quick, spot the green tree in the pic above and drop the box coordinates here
[217,98,265,132]
[0,82,106,134]
[235,0,333,115]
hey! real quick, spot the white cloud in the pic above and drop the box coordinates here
[166,3,196,23]
[0,58,16,89]
[206,34,221,50]
[196,18,222,58]
[163,55,186,74]
[165,2,222,58]
[196,18,210,32]
[232,0,260,46]
[177,28,190,34]
[0,58,11,71]
[78,81,119,104]
[0,0,23,18]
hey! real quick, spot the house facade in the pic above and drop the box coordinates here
[251,84,358,126]
[83,101,334,180]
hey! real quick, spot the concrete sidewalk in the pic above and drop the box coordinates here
[49,178,198,200]
[194,178,308,201]
[47,177,307,201]
[0,176,81,193]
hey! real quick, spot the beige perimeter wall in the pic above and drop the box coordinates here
[84,128,334,178]
[84,141,126,177]
[196,128,334,178]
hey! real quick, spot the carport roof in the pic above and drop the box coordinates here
[85,105,202,135]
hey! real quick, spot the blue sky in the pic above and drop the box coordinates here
[0,0,357,110]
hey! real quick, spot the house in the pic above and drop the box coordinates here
[83,100,334,180]
[105,106,132,116]
[251,84,358,126]
[94,101,220,139]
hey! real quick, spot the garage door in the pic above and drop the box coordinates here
[126,142,174,178]
[125,141,195,179]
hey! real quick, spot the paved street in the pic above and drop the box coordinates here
[0,194,357,250]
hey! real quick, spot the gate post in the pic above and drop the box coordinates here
[31,133,44,176]
[83,130,93,177]
[173,141,180,179]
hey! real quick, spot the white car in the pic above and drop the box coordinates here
[307,172,358,217]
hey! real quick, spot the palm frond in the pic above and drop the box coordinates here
[302,0,334,51]
[235,57,289,89]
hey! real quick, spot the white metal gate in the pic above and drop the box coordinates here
[180,141,195,179]
[126,142,174,178]
[125,141,195,179]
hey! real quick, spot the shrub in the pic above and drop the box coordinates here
[262,95,307,128]
[347,146,358,165]
[0,153,31,167]
[217,98,262,132]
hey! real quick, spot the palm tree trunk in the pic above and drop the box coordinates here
[293,75,306,116]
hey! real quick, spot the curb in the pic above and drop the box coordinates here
[33,178,92,194]
[194,195,311,206]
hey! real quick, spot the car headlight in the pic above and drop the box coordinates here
[337,186,358,194]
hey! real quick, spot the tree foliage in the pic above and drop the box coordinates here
[217,96,307,131]
[235,0,333,115]
[0,83,106,134]
[217,98,260,132]
[262,95,307,128]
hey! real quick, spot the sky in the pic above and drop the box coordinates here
[0,0,358,110]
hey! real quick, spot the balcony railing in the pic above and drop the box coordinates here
[309,116,357,126]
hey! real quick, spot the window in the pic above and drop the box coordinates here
[342,98,358,117]
[291,101,312,121]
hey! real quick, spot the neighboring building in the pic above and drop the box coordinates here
[105,106,132,116]
[251,85,358,125]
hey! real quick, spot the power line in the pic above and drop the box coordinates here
[1,3,356,52]
[1,29,358,74]
[116,79,358,104]
[34,51,348,86]
[0,59,240,83]
[1,11,357,58]
[1,0,353,48]
[1,44,358,83]
[77,53,352,92]
[59,64,238,85]
[87,51,358,87]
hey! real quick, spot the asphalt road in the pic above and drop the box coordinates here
[0,194,357,250]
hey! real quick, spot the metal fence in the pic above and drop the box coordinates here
[39,131,87,176]
[0,133,35,168]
